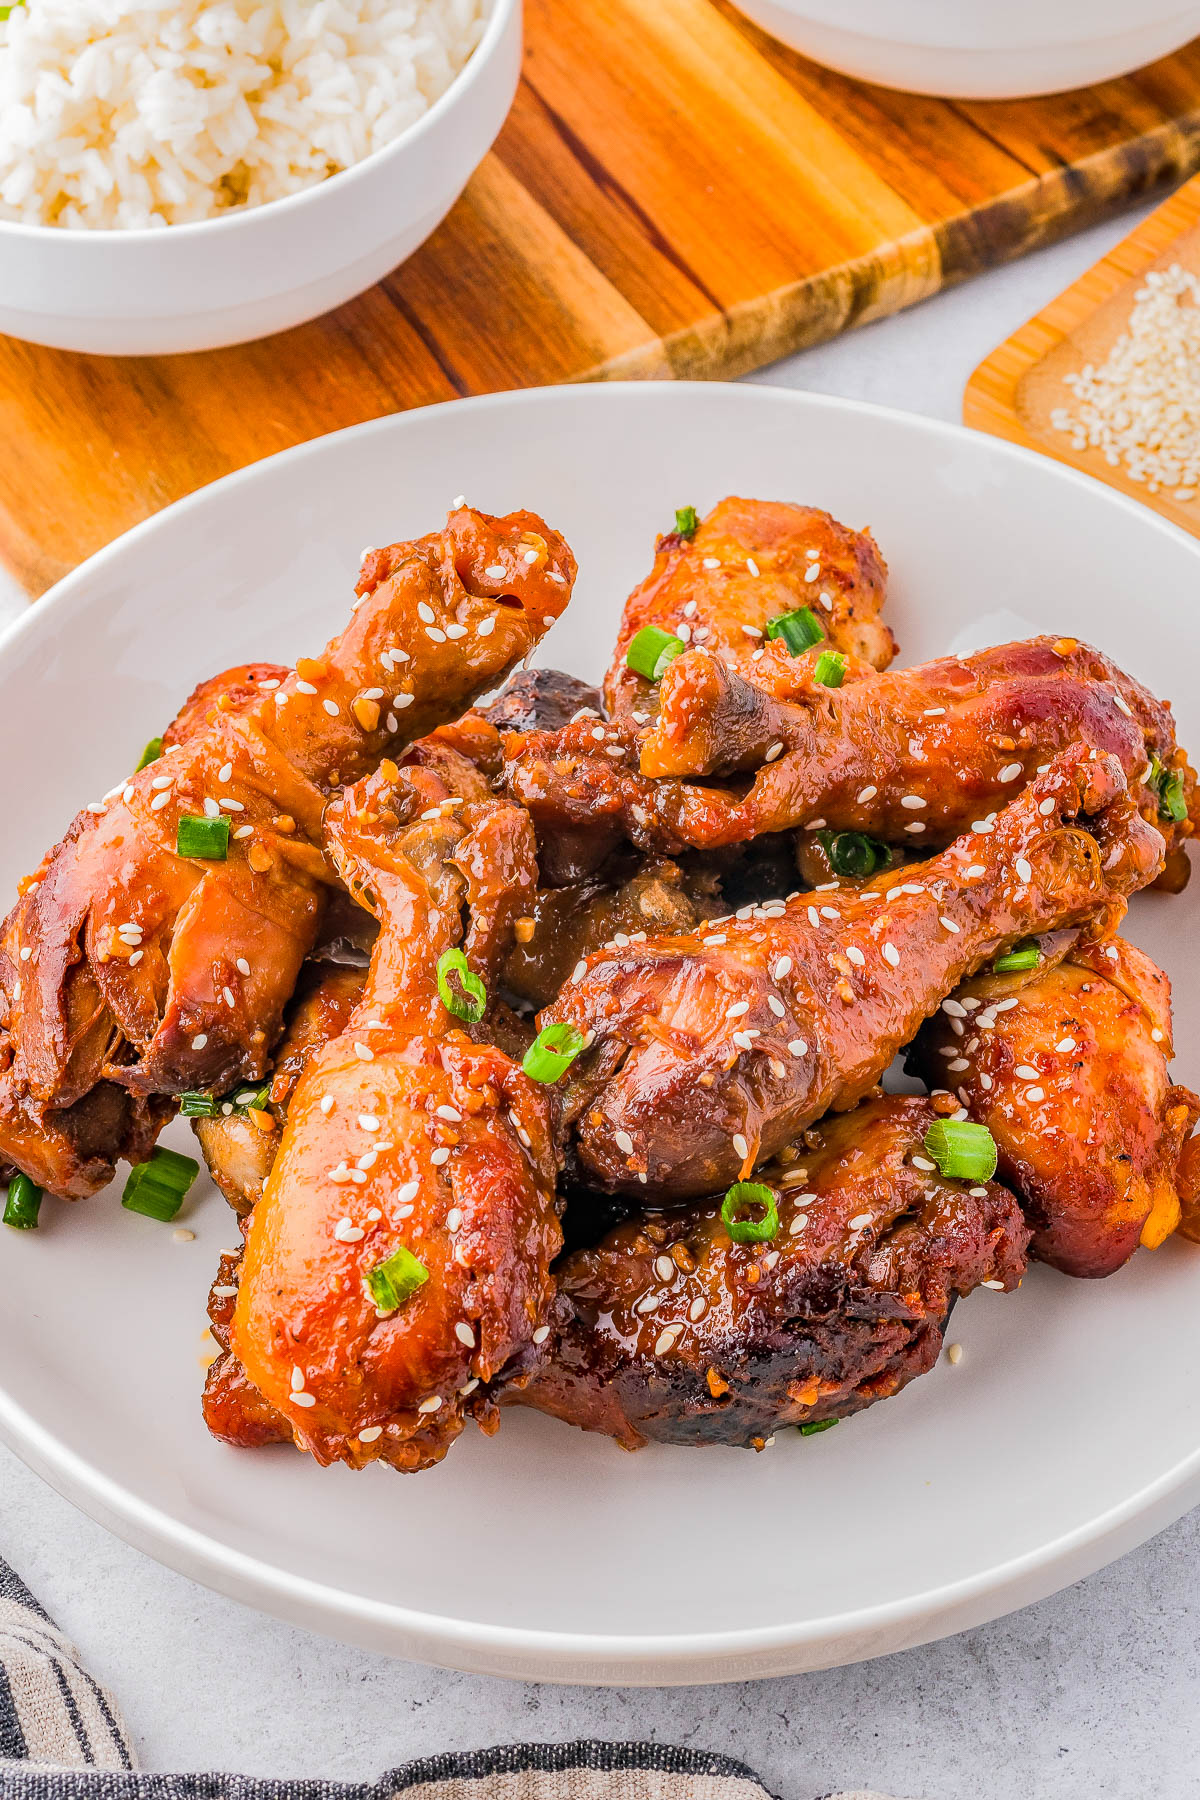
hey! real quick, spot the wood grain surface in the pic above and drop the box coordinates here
[964,172,1200,539]
[7,0,1200,594]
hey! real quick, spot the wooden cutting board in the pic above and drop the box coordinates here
[8,0,1200,596]
[964,172,1200,539]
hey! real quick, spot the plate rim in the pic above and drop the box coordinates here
[4,379,1200,1680]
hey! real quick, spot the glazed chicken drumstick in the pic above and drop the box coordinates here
[508,1097,1029,1450]
[605,496,894,719]
[908,935,1200,1278]
[225,759,561,1473]
[0,507,575,1199]
[543,744,1165,1200]
[505,638,1195,881]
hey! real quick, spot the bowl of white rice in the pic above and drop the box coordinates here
[0,0,520,354]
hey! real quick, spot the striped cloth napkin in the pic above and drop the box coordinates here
[0,1553,901,1800]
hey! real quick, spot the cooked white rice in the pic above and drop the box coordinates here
[0,0,487,229]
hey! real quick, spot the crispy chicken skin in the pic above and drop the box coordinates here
[604,497,894,718]
[908,937,1200,1278]
[506,638,1195,873]
[543,746,1164,1200]
[0,508,576,1199]
[228,759,561,1473]
[507,1097,1029,1449]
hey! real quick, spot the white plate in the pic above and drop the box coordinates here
[1,383,1198,1685]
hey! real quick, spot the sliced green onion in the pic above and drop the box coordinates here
[626,625,685,682]
[436,948,487,1024]
[720,1180,779,1244]
[765,606,823,656]
[799,1418,838,1436]
[993,940,1041,974]
[136,736,164,771]
[179,1091,218,1118]
[239,1084,271,1115]
[523,1022,585,1083]
[674,505,699,540]
[176,814,230,860]
[813,650,846,688]
[3,1173,42,1230]
[819,829,886,880]
[923,1119,998,1183]
[365,1245,429,1314]
[122,1146,199,1221]
[1159,769,1188,824]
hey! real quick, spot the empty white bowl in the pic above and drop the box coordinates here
[730,0,1200,98]
[0,0,521,356]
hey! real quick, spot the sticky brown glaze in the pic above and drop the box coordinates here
[604,497,894,719]
[230,760,561,1474]
[203,1247,291,1449]
[506,639,1196,879]
[502,860,720,1010]
[507,1097,1029,1449]
[478,667,602,734]
[908,937,1200,1278]
[0,507,576,1199]
[542,745,1164,1201]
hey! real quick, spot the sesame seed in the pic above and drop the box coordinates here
[532,1324,551,1345]
[291,1392,316,1408]
[807,906,820,927]
[654,1325,683,1355]
[820,906,839,920]
[848,1212,872,1230]
[295,680,317,695]
[732,1132,749,1160]
[943,1000,967,1017]
[905,822,926,834]
[477,616,496,637]
[805,562,820,581]
[773,956,792,980]
[615,1130,635,1156]
[789,1212,809,1234]
[946,1342,963,1365]
[923,707,946,717]
[882,943,900,967]
[998,763,1023,783]
[359,1426,383,1443]
[741,624,763,639]
[703,934,727,947]
[940,916,960,933]
[846,946,866,967]
[689,1297,707,1321]
[655,1254,676,1282]
[857,785,878,803]
[436,1105,462,1123]
[150,791,170,811]
[150,774,173,790]
[218,797,245,812]
[1038,797,1056,815]
[1014,1065,1039,1080]
[746,557,760,576]
[334,1219,365,1243]
[455,1322,476,1348]
[353,1043,374,1061]
[727,1000,750,1019]
[900,795,926,810]
[217,762,233,783]
[768,996,786,1017]
[18,946,30,961]
[290,1366,305,1391]
[1025,1087,1045,1101]
[912,1155,937,1171]
[234,825,253,839]
[982,1279,1005,1290]
[426,627,447,643]
[788,1039,808,1057]
[445,622,468,640]
[358,1114,380,1132]
[319,1094,334,1114]
[764,741,785,762]
[430,1147,450,1167]
[191,1033,207,1049]
[418,1396,443,1413]
[173,1228,195,1244]
[732,1030,755,1051]
[702,556,720,569]
[397,1180,419,1205]
[129,950,143,965]
[947,1058,969,1072]
[1152,1027,1165,1043]
[570,960,587,983]
[222,985,235,1007]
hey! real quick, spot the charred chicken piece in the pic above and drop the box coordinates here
[605,497,894,718]
[506,639,1195,878]
[908,936,1200,1278]
[0,507,576,1199]
[507,1096,1029,1450]
[542,745,1164,1201]
[225,759,561,1473]
[479,667,602,735]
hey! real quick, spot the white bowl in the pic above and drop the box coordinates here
[1,383,1200,1682]
[730,0,1200,97]
[0,0,521,356]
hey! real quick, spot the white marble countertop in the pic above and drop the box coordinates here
[5,202,1200,1800]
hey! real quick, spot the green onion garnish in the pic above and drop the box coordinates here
[765,606,823,656]
[522,1022,585,1084]
[626,625,685,682]
[1147,755,1188,824]
[720,1181,779,1244]
[922,1119,998,1183]
[993,940,1041,974]
[365,1245,429,1314]
[179,1091,218,1117]
[674,505,699,540]
[136,736,164,771]
[799,1418,838,1436]
[819,829,887,880]
[436,948,487,1024]
[122,1146,199,1222]
[3,1173,42,1230]
[813,650,846,688]
[176,815,230,860]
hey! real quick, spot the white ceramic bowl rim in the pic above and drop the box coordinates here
[5,381,1200,1674]
[0,0,514,246]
